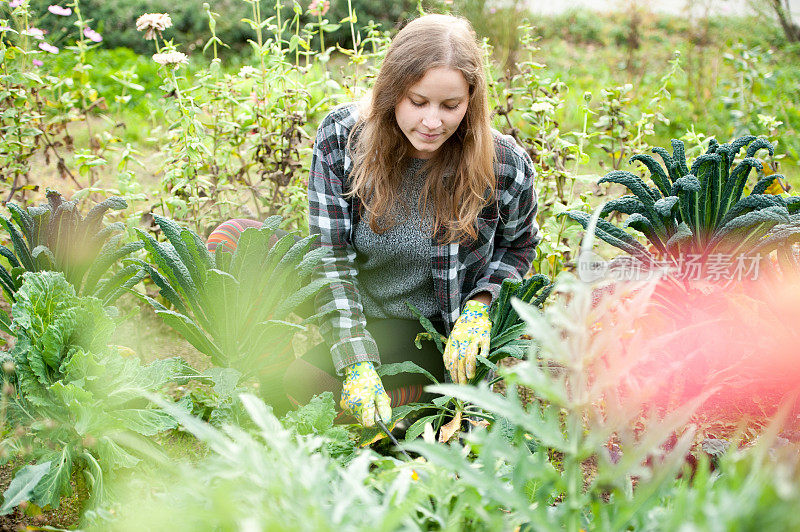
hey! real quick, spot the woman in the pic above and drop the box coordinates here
[291,13,540,427]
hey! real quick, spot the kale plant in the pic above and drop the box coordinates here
[563,136,800,264]
[0,190,144,305]
[135,214,332,406]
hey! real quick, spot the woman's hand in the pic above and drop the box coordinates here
[340,362,392,427]
[444,300,492,384]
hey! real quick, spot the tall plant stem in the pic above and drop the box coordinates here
[553,103,590,264]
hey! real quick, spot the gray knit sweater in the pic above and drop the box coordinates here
[352,158,439,319]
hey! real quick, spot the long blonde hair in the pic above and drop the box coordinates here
[346,14,495,243]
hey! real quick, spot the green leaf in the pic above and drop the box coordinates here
[6,203,33,244]
[281,391,337,435]
[0,309,11,336]
[600,195,646,218]
[135,229,197,305]
[239,393,282,436]
[720,158,762,217]
[672,175,701,229]
[49,380,93,406]
[152,215,203,286]
[728,135,757,161]
[406,302,445,353]
[489,277,518,333]
[752,174,783,195]
[671,139,690,177]
[719,194,786,227]
[489,322,528,350]
[560,210,654,265]
[405,414,438,442]
[0,245,21,269]
[31,447,74,510]
[111,409,177,436]
[155,309,223,360]
[96,436,140,468]
[654,196,679,218]
[0,461,51,515]
[652,146,678,182]
[377,361,439,384]
[202,367,241,400]
[710,205,789,246]
[629,154,671,197]
[624,213,667,255]
[82,239,144,295]
[690,154,722,233]
[132,259,189,315]
[666,222,693,252]
[0,216,34,271]
[92,263,142,303]
[476,354,497,372]
[197,269,240,356]
[273,277,332,319]
[745,137,774,158]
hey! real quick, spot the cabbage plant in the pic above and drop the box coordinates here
[0,271,182,516]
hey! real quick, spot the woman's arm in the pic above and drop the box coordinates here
[308,107,380,376]
[464,135,540,307]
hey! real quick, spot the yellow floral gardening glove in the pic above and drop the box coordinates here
[340,362,392,428]
[444,300,492,384]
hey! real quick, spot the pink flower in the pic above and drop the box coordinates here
[308,0,330,16]
[0,26,12,32]
[48,5,72,16]
[33,59,44,66]
[38,42,59,54]
[22,27,45,39]
[83,27,102,42]
[9,0,23,8]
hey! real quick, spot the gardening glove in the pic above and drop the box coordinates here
[444,300,492,384]
[340,362,392,428]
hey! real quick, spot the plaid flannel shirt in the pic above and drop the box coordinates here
[308,104,540,375]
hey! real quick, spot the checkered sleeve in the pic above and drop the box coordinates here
[465,133,540,306]
[307,106,380,376]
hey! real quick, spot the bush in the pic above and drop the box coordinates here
[29,0,425,56]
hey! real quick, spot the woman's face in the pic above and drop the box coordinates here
[395,67,470,159]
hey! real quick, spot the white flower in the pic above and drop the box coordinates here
[136,13,173,40]
[152,51,188,67]
[238,65,258,78]
[530,101,555,114]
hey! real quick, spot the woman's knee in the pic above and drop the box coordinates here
[206,218,264,253]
